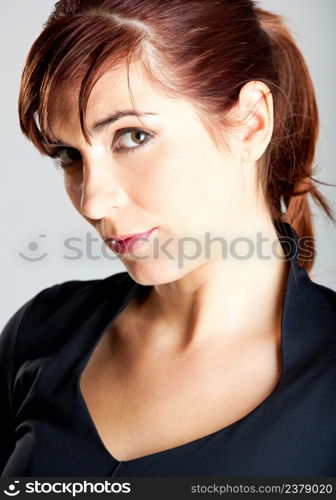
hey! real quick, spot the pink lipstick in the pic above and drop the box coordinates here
[106,227,158,254]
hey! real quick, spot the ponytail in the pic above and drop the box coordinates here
[255,7,335,273]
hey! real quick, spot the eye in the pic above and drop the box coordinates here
[51,147,82,170]
[113,128,153,154]
[49,127,153,170]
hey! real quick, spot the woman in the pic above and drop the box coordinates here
[1,0,335,477]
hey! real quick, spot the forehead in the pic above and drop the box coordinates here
[47,61,171,142]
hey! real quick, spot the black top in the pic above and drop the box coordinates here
[1,222,336,477]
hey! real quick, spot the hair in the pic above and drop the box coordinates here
[18,0,335,273]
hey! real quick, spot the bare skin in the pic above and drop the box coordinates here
[79,257,289,461]
[79,260,288,461]
[48,61,290,461]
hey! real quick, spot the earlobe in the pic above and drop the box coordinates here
[237,81,274,163]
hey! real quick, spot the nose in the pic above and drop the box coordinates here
[79,157,128,220]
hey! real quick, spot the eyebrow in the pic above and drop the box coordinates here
[44,110,159,147]
[92,110,158,134]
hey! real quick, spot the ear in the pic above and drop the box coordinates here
[233,80,274,163]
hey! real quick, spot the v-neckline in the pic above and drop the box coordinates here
[74,222,307,465]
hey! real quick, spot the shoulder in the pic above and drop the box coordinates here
[310,279,336,324]
[0,271,131,372]
[314,281,336,308]
[314,281,336,338]
[306,278,336,352]
[294,264,336,324]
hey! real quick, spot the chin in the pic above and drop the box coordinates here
[123,258,194,287]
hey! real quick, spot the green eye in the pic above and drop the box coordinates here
[50,127,154,171]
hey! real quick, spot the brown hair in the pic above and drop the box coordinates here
[18,0,335,272]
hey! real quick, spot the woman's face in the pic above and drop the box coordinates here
[48,61,257,285]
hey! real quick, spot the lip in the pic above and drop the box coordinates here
[104,227,158,243]
[105,227,158,254]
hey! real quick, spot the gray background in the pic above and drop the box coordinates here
[1,0,335,329]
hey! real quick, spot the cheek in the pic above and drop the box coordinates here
[64,173,83,212]
[144,144,232,233]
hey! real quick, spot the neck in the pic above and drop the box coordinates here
[128,215,290,352]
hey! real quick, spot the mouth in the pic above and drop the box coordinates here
[105,227,158,254]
